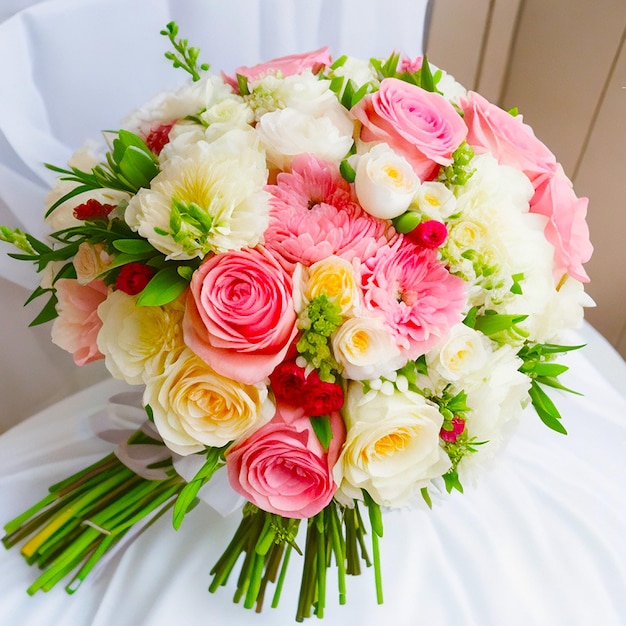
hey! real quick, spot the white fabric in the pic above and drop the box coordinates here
[0,0,430,423]
[0,327,625,625]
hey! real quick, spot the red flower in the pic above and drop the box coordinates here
[407,220,447,249]
[116,263,155,295]
[302,370,344,416]
[73,199,115,221]
[440,416,466,443]
[145,123,175,155]
[269,360,307,405]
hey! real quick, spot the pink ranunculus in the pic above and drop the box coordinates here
[226,404,345,518]
[361,238,466,359]
[351,78,467,181]
[531,166,593,283]
[51,278,108,366]
[225,47,332,90]
[460,91,557,185]
[183,247,299,384]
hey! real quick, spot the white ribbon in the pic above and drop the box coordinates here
[89,390,244,516]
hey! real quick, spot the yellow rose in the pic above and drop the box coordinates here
[294,256,360,316]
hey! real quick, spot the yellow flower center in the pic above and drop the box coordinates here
[373,430,410,457]
[351,330,370,353]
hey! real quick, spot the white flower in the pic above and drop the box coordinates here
[434,68,467,105]
[445,154,555,332]
[332,316,406,380]
[144,348,275,456]
[354,143,420,219]
[415,181,457,220]
[97,290,186,385]
[334,383,451,506]
[330,57,378,94]
[426,323,489,385]
[125,129,270,259]
[123,74,236,134]
[456,343,530,484]
[256,107,354,170]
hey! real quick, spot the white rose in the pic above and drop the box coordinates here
[145,348,275,456]
[256,107,354,170]
[415,181,457,220]
[332,316,406,380]
[354,143,420,219]
[426,323,489,385]
[97,290,186,385]
[334,383,451,506]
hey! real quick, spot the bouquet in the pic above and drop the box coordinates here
[1,23,593,621]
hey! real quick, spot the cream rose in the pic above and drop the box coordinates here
[145,348,275,456]
[331,316,405,381]
[74,242,113,285]
[256,107,354,170]
[355,143,420,219]
[334,383,451,506]
[97,290,186,385]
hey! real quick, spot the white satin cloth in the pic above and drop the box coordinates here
[1,2,625,625]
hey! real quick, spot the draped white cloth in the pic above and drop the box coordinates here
[1,2,626,625]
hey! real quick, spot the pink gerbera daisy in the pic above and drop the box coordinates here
[361,238,467,359]
[264,154,394,272]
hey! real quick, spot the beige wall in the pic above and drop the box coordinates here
[427,0,626,359]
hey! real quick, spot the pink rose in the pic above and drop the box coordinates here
[51,278,108,366]
[460,91,557,185]
[352,77,467,181]
[226,404,345,518]
[225,47,332,89]
[531,166,593,283]
[183,247,299,384]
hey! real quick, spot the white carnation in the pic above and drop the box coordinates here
[125,129,270,259]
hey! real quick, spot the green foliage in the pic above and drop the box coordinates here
[310,415,333,451]
[45,130,159,217]
[472,311,530,344]
[160,21,209,82]
[518,341,585,434]
[172,445,228,530]
[438,142,476,187]
[296,296,343,381]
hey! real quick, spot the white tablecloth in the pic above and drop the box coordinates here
[1,324,625,626]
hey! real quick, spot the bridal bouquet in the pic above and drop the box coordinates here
[1,23,592,621]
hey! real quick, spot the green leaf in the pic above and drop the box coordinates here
[28,293,58,326]
[172,446,227,530]
[117,145,159,189]
[44,184,96,218]
[362,490,383,537]
[442,470,464,494]
[529,380,567,435]
[136,265,189,307]
[236,73,250,96]
[474,312,528,337]
[310,416,333,451]
[420,487,433,509]
[112,239,156,255]
[339,159,356,183]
